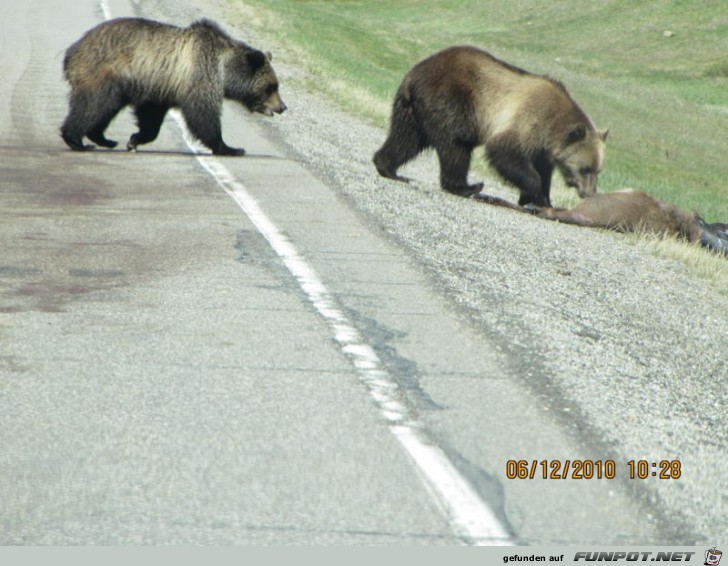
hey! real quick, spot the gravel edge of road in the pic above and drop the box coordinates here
[145,0,727,542]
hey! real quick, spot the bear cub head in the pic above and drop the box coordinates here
[555,125,608,199]
[225,48,287,117]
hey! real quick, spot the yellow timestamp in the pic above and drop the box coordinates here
[505,459,682,480]
[627,459,682,479]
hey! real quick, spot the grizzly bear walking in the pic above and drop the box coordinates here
[61,17,286,155]
[373,46,607,206]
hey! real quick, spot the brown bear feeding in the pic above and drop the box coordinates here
[373,46,607,206]
[61,17,286,155]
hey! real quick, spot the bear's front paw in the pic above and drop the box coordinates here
[213,146,246,157]
[444,182,483,198]
[522,203,542,214]
[126,134,142,152]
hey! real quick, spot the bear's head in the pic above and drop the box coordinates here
[555,125,608,198]
[225,47,287,117]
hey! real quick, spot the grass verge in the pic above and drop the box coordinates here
[230,0,728,292]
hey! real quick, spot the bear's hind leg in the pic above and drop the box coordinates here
[373,96,427,182]
[61,88,125,151]
[87,117,119,149]
[61,91,96,151]
[85,97,125,149]
[127,103,169,151]
[436,142,482,197]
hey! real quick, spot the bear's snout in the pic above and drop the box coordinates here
[273,101,287,114]
[576,173,599,198]
[270,94,287,114]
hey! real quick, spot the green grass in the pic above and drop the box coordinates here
[230,0,728,223]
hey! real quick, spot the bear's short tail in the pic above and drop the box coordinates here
[62,47,76,78]
[393,78,428,146]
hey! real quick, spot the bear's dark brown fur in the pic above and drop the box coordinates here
[61,17,286,155]
[373,46,607,206]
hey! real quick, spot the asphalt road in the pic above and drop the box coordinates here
[1,0,725,545]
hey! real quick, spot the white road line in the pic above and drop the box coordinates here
[98,0,111,20]
[174,117,517,547]
[99,1,517,546]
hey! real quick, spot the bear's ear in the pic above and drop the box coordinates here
[566,124,587,145]
[266,51,273,62]
[247,50,267,71]
[599,129,609,141]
